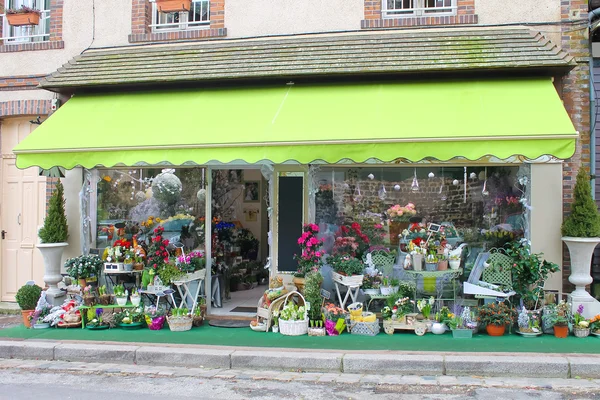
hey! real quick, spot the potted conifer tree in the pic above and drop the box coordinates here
[37,180,69,306]
[562,168,600,318]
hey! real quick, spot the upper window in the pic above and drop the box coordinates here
[151,0,210,32]
[382,0,456,18]
[2,0,50,44]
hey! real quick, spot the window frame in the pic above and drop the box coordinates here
[149,0,210,33]
[382,0,456,19]
[1,0,50,44]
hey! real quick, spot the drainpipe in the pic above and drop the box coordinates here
[589,9,600,199]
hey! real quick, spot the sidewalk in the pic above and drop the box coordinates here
[1,338,599,379]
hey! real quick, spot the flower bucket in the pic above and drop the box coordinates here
[486,324,506,336]
[452,328,473,339]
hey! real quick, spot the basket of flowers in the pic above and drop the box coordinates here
[167,307,193,332]
[278,292,308,336]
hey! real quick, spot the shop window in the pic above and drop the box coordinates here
[151,0,210,32]
[311,166,527,272]
[95,168,207,251]
[2,0,50,43]
[382,0,455,18]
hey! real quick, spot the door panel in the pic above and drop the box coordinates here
[1,119,47,301]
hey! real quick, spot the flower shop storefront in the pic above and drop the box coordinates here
[12,78,580,335]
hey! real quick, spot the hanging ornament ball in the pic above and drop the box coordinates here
[428,172,435,178]
[367,173,375,180]
[452,179,460,186]
[197,188,207,203]
[134,191,146,203]
[394,184,401,191]
[469,172,477,180]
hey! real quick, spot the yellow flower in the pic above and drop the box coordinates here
[155,218,162,223]
[102,176,111,182]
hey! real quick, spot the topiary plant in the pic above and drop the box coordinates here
[38,180,69,243]
[562,168,600,237]
[304,271,323,322]
[15,284,42,310]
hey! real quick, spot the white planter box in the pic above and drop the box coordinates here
[332,272,364,286]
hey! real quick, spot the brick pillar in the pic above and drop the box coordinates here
[560,0,591,292]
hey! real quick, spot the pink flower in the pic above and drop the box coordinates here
[374,224,382,229]
[306,241,313,248]
[297,238,304,245]
[309,237,319,245]
[315,251,322,257]
[310,224,319,232]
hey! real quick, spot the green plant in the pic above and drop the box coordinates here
[505,241,559,310]
[562,168,600,237]
[381,296,413,320]
[157,263,184,285]
[113,284,125,297]
[304,271,324,321]
[38,180,69,243]
[328,254,364,276]
[15,284,42,310]
[64,255,103,279]
[98,285,107,296]
[417,296,435,319]
[476,302,516,326]
[171,307,190,317]
[6,5,41,15]
[279,302,306,321]
[114,307,145,324]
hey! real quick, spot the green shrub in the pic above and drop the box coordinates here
[38,180,69,243]
[15,284,42,310]
[304,271,323,321]
[562,168,600,237]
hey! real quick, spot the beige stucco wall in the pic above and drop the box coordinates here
[530,162,563,296]
[225,0,364,38]
[61,168,82,267]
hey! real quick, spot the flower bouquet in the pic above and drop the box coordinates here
[323,303,347,336]
[144,305,166,330]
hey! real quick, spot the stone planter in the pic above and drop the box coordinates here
[562,237,600,318]
[37,242,68,306]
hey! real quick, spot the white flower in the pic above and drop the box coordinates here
[578,321,589,328]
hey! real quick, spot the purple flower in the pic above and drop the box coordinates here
[96,308,104,317]
[577,304,584,315]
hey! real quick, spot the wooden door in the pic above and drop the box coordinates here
[0,118,47,301]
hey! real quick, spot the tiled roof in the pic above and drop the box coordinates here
[40,28,575,91]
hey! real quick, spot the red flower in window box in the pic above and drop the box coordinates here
[155,0,191,13]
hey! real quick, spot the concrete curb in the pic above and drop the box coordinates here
[1,339,598,379]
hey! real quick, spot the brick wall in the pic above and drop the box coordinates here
[0,0,64,52]
[0,99,51,117]
[560,0,590,292]
[129,0,226,43]
[0,75,46,91]
[362,0,477,29]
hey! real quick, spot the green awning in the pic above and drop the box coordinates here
[14,78,577,169]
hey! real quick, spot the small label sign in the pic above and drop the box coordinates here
[320,288,330,299]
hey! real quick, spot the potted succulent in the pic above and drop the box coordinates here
[476,301,516,336]
[113,284,128,306]
[37,180,69,306]
[5,5,41,26]
[561,168,600,318]
[155,0,192,13]
[572,304,590,338]
[15,284,42,328]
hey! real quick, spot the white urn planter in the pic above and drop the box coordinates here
[37,242,68,306]
[562,237,600,319]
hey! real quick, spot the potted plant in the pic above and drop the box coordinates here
[192,303,204,327]
[167,307,192,332]
[517,307,541,335]
[304,271,325,336]
[293,224,324,292]
[572,304,590,338]
[123,250,135,272]
[386,203,417,246]
[431,306,452,335]
[449,253,461,270]
[130,288,141,307]
[144,305,166,330]
[323,303,347,336]
[97,285,113,305]
[82,285,96,306]
[380,276,394,295]
[15,284,42,328]
[448,315,475,339]
[279,301,308,336]
[272,312,279,333]
[329,254,364,286]
[476,301,516,336]
[113,284,128,306]
[5,5,41,26]
[425,254,438,271]
[115,307,145,329]
[64,254,103,288]
[155,0,192,13]
[561,168,600,318]
[87,308,110,330]
[437,255,448,271]
[31,307,50,329]
[416,296,435,321]
[362,273,381,296]
[590,314,600,335]
[37,180,69,306]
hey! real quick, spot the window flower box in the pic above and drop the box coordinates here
[5,6,41,26]
[155,0,192,13]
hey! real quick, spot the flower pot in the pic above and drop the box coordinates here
[156,0,192,12]
[573,327,590,338]
[78,278,87,287]
[363,288,380,296]
[437,260,448,271]
[83,295,96,307]
[486,324,506,336]
[272,325,279,333]
[37,242,68,306]
[124,263,133,272]
[452,328,473,339]
[33,322,50,329]
[130,296,141,307]
[389,221,409,246]
[98,294,113,305]
[21,310,33,328]
[380,286,393,296]
[553,325,569,338]
[292,276,305,293]
[431,322,446,335]
[425,262,437,271]
[562,237,600,318]
[449,259,461,270]
[133,262,144,271]
[115,296,128,306]
[6,12,40,26]
[412,254,423,271]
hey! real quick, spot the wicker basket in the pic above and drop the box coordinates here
[573,327,590,338]
[348,319,380,336]
[167,316,192,332]
[279,318,308,336]
[308,327,326,336]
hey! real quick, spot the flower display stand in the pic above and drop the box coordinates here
[383,313,429,336]
[332,272,363,310]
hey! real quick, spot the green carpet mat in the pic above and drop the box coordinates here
[0,325,598,353]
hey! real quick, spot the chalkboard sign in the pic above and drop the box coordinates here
[277,176,304,272]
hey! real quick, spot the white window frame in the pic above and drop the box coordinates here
[149,0,210,33]
[382,0,457,18]
[1,0,50,44]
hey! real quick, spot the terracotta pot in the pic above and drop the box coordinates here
[133,263,144,271]
[78,278,87,287]
[21,310,33,328]
[6,12,40,26]
[554,324,569,338]
[486,324,506,336]
[292,276,305,293]
[156,0,191,12]
[437,260,448,271]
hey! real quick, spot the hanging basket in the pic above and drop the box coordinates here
[6,12,40,26]
[156,0,191,13]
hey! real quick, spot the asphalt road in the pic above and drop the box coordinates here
[0,368,597,400]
